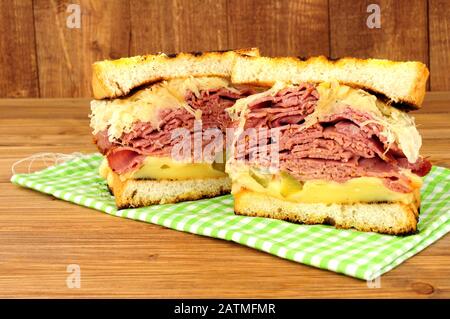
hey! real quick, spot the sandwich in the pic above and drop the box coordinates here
[90,48,259,208]
[90,49,432,235]
[225,56,432,235]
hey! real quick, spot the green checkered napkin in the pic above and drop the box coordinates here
[11,153,450,280]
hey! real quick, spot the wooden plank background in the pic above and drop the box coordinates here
[0,0,448,97]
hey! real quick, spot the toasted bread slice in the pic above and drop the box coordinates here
[105,167,231,209]
[231,55,429,108]
[234,190,420,235]
[93,48,260,99]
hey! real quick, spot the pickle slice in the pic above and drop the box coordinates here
[280,171,303,197]
[249,168,271,188]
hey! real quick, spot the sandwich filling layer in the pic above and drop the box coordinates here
[226,81,431,202]
[230,167,420,204]
[91,77,254,175]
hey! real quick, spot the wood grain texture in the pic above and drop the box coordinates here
[329,0,429,65]
[0,0,39,97]
[1,0,449,96]
[33,0,130,97]
[227,0,330,56]
[130,0,228,55]
[429,0,450,91]
[0,95,449,298]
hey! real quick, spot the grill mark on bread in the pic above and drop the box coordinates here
[166,49,253,59]
[323,217,336,226]
[296,56,341,62]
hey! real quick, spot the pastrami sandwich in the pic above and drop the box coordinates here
[90,49,259,208]
[226,56,431,235]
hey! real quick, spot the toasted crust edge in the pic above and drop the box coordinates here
[92,48,260,99]
[231,55,429,109]
[234,190,420,235]
[106,169,231,209]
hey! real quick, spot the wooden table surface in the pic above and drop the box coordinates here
[0,94,449,298]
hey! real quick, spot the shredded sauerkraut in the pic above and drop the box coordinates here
[90,76,235,141]
[309,81,421,163]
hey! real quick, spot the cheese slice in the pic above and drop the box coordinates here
[228,165,420,205]
[100,156,227,181]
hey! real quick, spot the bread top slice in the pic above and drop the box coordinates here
[231,55,429,109]
[92,48,260,99]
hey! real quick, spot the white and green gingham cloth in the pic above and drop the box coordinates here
[10,153,450,280]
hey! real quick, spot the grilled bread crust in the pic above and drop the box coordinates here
[92,48,260,99]
[105,168,231,209]
[231,55,429,109]
[234,190,420,235]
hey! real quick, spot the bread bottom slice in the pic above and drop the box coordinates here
[234,190,420,235]
[107,169,231,209]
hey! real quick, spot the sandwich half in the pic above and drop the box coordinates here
[90,49,259,208]
[226,56,431,235]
